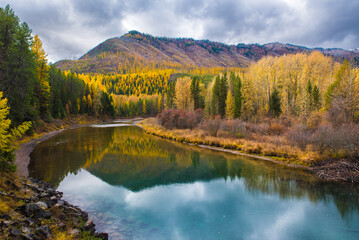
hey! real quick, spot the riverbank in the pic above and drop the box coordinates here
[0,173,108,239]
[0,115,116,239]
[14,115,114,177]
[138,118,359,183]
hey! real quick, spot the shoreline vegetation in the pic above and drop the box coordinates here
[138,118,359,182]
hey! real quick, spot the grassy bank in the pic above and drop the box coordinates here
[139,118,359,182]
[138,118,318,167]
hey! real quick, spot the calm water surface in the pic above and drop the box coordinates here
[29,123,359,240]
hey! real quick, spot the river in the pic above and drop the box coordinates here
[28,122,359,240]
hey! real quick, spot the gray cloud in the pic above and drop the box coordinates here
[3,0,359,62]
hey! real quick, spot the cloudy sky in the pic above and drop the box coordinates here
[3,0,359,62]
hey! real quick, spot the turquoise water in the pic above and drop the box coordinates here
[29,124,359,240]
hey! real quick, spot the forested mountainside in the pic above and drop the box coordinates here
[55,30,359,74]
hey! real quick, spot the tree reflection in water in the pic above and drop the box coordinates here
[29,125,359,220]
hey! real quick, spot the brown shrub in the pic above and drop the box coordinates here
[269,123,286,135]
[278,115,296,127]
[220,119,247,138]
[311,124,359,157]
[246,122,270,135]
[286,123,359,158]
[306,112,323,129]
[158,109,203,129]
[285,124,312,150]
[326,97,353,126]
[200,115,222,136]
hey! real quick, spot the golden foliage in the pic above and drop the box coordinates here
[174,77,193,111]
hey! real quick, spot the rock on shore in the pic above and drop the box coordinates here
[0,177,108,240]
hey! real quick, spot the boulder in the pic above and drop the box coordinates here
[84,219,95,230]
[10,227,22,236]
[21,226,32,234]
[25,203,51,218]
[36,201,48,210]
[33,225,53,240]
[95,232,109,240]
[69,228,81,237]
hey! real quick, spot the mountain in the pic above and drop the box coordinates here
[236,42,359,63]
[55,31,359,74]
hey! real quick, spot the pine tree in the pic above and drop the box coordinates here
[306,79,313,112]
[225,91,235,119]
[218,73,228,117]
[269,88,281,117]
[211,75,220,115]
[0,5,38,125]
[312,84,320,110]
[166,82,175,108]
[190,76,200,110]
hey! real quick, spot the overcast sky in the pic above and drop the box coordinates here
[3,0,359,62]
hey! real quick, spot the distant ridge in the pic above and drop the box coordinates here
[55,30,359,74]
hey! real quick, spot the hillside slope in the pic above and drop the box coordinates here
[55,31,359,74]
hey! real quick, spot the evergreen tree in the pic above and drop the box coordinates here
[166,82,175,108]
[306,79,313,111]
[0,5,38,125]
[218,72,228,117]
[190,76,200,109]
[269,87,281,117]
[312,84,321,110]
[211,75,220,115]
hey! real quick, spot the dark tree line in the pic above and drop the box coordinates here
[0,5,115,127]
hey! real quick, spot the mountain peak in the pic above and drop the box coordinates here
[55,33,359,74]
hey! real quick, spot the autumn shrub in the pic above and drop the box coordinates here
[246,122,270,135]
[285,124,312,150]
[306,111,324,129]
[158,109,203,129]
[269,123,286,135]
[286,122,359,158]
[278,114,296,128]
[200,115,222,136]
[311,124,359,157]
[219,119,247,138]
[326,98,353,126]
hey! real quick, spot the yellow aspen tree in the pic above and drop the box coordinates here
[174,77,193,111]
[157,95,163,112]
[0,92,11,149]
[225,90,235,119]
[0,92,31,171]
[143,99,146,115]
